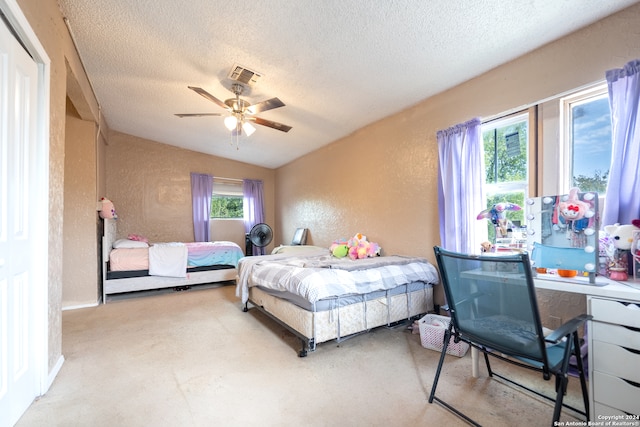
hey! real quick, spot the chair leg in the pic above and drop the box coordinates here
[552,333,576,424]
[572,332,590,420]
[428,327,452,403]
[483,349,493,377]
[428,328,482,427]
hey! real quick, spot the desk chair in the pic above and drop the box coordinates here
[430,246,590,426]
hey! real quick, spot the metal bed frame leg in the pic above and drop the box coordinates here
[299,340,308,357]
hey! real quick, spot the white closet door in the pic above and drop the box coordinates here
[0,12,40,427]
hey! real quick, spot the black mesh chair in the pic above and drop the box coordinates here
[430,246,590,426]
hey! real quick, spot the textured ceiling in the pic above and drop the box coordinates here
[57,0,638,169]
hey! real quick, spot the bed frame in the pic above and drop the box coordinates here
[244,282,434,357]
[102,218,237,303]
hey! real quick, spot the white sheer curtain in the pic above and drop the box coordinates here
[437,118,486,253]
[602,59,640,226]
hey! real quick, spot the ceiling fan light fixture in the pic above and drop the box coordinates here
[242,121,256,137]
[224,115,238,131]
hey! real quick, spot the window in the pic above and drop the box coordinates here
[211,178,243,219]
[481,110,535,241]
[561,84,611,194]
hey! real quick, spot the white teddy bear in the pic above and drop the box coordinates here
[603,223,639,250]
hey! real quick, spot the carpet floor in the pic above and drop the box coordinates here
[17,284,588,426]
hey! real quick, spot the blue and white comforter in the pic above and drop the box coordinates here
[236,251,439,304]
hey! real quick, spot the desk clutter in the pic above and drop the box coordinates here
[478,188,640,284]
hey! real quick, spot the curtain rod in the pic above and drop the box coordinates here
[214,177,243,183]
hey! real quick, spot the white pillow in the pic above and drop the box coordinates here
[113,239,149,249]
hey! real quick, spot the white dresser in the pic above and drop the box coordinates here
[588,296,640,418]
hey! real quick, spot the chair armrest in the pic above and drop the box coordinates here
[544,313,592,344]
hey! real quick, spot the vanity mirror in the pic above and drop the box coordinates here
[525,188,599,284]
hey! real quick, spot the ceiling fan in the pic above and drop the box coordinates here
[175,83,292,136]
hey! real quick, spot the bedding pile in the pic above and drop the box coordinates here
[149,243,188,278]
[236,251,438,304]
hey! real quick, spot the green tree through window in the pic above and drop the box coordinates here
[482,114,529,243]
[211,195,243,218]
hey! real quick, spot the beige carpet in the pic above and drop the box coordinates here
[17,284,587,426]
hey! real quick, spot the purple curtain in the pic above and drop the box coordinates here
[437,118,485,253]
[243,179,266,255]
[190,172,213,242]
[602,59,640,226]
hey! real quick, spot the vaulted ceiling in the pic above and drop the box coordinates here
[57,0,638,168]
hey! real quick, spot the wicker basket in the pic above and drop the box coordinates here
[419,314,469,357]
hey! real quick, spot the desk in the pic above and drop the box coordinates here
[467,273,640,418]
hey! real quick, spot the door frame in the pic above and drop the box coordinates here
[0,0,51,396]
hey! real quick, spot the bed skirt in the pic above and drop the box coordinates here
[246,281,434,356]
[103,268,237,302]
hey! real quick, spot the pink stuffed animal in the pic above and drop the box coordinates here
[99,197,118,219]
[558,187,590,222]
[330,233,381,259]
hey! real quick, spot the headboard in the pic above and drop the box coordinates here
[102,218,117,266]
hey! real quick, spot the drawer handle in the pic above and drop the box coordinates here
[619,302,640,309]
[622,378,640,389]
[622,346,640,355]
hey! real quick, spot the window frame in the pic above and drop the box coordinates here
[559,82,610,196]
[210,178,244,219]
[481,107,537,199]
[480,108,537,241]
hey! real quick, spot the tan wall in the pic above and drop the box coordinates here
[17,0,102,373]
[276,5,640,313]
[63,100,98,306]
[105,131,275,253]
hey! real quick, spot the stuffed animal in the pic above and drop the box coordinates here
[603,223,640,251]
[558,187,593,223]
[332,244,348,258]
[477,202,521,238]
[98,197,118,219]
[330,233,381,259]
[603,222,639,279]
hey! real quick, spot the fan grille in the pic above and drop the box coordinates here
[249,223,273,247]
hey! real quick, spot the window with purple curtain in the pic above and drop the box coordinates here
[243,179,266,255]
[437,118,486,253]
[602,59,640,226]
[190,173,213,242]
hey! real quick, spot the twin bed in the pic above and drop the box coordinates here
[236,245,438,356]
[102,218,243,302]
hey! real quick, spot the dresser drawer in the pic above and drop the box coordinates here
[590,297,640,327]
[593,371,640,415]
[592,341,640,383]
[593,401,628,417]
[591,321,640,351]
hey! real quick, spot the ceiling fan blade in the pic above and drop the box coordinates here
[247,97,285,114]
[188,86,230,110]
[249,116,292,133]
[174,113,222,118]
